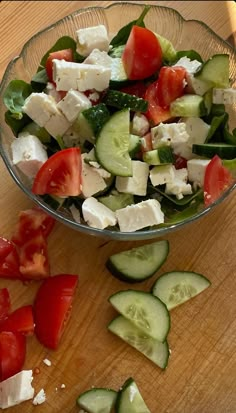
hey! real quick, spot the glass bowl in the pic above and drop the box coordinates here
[0,2,236,240]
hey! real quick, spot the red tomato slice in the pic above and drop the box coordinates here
[145,81,172,126]
[12,207,55,247]
[0,305,34,336]
[157,66,187,107]
[174,154,188,170]
[0,238,14,261]
[120,82,147,99]
[34,274,78,349]
[0,331,26,381]
[204,155,234,207]
[18,233,50,280]
[32,148,82,197]
[45,49,74,83]
[122,25,162,80]
[0,289,10,322]
[0,247,22,280]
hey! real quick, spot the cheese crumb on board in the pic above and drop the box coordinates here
[32,389,46,405]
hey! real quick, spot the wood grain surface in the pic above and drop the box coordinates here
[0,1,236,412]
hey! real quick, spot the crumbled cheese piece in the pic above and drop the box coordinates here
[32,389,46,405]
[60,384,66,389]
[43,358,51,367]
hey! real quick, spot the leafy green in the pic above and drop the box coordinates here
[205,113,228,142]
[5,111,31,135]
[38,36,84,70]
[175,49,203,63]
[148,184,203,207]
[21,122,51,144]
[3,80,32,117]
[31,69,48,92]
[110,5,151,47]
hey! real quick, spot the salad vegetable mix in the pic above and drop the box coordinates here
[3,6,236,232]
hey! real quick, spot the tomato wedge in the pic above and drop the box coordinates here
[45,49,74,83]
[157,66,187,107]
[144,81,172,126]
[32,148,82,197]
[0,238,14,261]
[0,331,26,381]
[204,155,234,207]
[0,289,10,322]
[0,305,34,336]
[34,274,78,349]
[18,233,50,279]
[122,25,162,80]
[0,247,21,280]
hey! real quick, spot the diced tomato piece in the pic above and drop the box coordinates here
[0,247,22,280]
[0,289,10,322]
[34,274,78,349]
[0,305,34,336]
[0,238,14,261]
[12,207,55,247]
[45,49,74,83]
[0,331,26,381]
[120,82,147,99]
[144,81,172,126]
[122,25,162,80]
[157,66,187,107]
[174,154,188,170]
[32,148,82,197]
[204,155,234,207]
[18,233,50,280]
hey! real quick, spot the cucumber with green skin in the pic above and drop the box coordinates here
[170,94,207,117]
[143,147,174,165]
[192,143,236,159]
[77,388,117,413]
[114,377,151,413]
[98,192,134,212]
[194,54,230,88]
[103,89,148,112]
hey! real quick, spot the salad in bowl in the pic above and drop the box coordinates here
[0,3,236,239]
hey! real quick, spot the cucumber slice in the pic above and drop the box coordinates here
[110,58,128,88]
[106,240,169,283]
[98,192,134,212]
[95,109,132,177]
[73,112,94,142]
[154,33,177,62]
[192,143,236,159]
[129,134,141,157]
[170,94,207,117]
[77,388,117,413]
[115,378,151,413]
[194,54,230,88]
[103,90,148,112]
[143,147,174,165]
[152,271,211,310]
[82,103,110,137]
[108,290,170,341]
[108,315,169,369]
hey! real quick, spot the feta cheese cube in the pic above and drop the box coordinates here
[150,164,175,186]
[116,161,149,196]
[165,167,192,199]
[53,60,111,92]
[22,92,58,127]
[151,122,189,150]
[84,48,113,67]
[0,370,34,409]
[187,158,210,187]
[131,113,150,137]
[62,127,82,148]
[173,56,202,74]
[44,107,70,138]
[186,74,212,96]
[11,133,48,178]
[76,25,109,57]
[176,117,210,160]
[57,90,91,123]
[81,154,107,198]
[32,389,46,405]
[82,197,117,229]
[212,88,236,104]
[45,82,61,102]
[116,199,164,232]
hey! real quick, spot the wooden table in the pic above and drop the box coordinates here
[0,1,236,412]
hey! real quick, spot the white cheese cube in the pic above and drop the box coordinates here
[131,113,150,137]
[0,370,34,409]
[76,25,109,57]
[45,82,61,102]
[57,90,91,123]
[84,49,113,67]
[175,117,210,160]
[151,122,189,150]
[165,166,192,199]
[116,161,149,196]
[11,133,48,178]
[82,197,117,229]
[53,60,111,92]
[32,389,46,405]
[212,88,236,104]
[173,56,202,74]
[62,127,82,148]
[186,73,212,96]
[22,92,58,127]
[116,199,164,232]
[187,158,210,187]
[150,164,175,186]
[44,107,70,138]
[81,154,107,198]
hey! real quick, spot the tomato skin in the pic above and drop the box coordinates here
[0,238,14,261]
[18,233,49,280]
[0,289,10,322]
[144,81,172,126]
[0,331,26,381]
[0,305,34,336]
[120,82,147,99]
[45,49,74,83]
[0,247,22,280]
[34,274,78,349]
[122,25,162,80]
[174,154,188,170]
[157,66,187,107]
[204,155,234,207]
[32,148,82,197]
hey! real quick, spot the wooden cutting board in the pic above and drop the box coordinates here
[0,2,236,412]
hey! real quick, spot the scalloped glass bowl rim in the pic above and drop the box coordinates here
[0,1,236,241]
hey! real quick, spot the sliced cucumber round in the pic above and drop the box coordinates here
[152,271,211,310]
[108,315,169,369]
[143,147,174,165]
[95,109,132,177]
[129,134,141,158]
[194,54,230,88]
[77,388,117,413]
[108,290,170,342]
[170,94,207,117]
[106,240,169,283]
[115,377,151,413]
[192,143,236,160]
